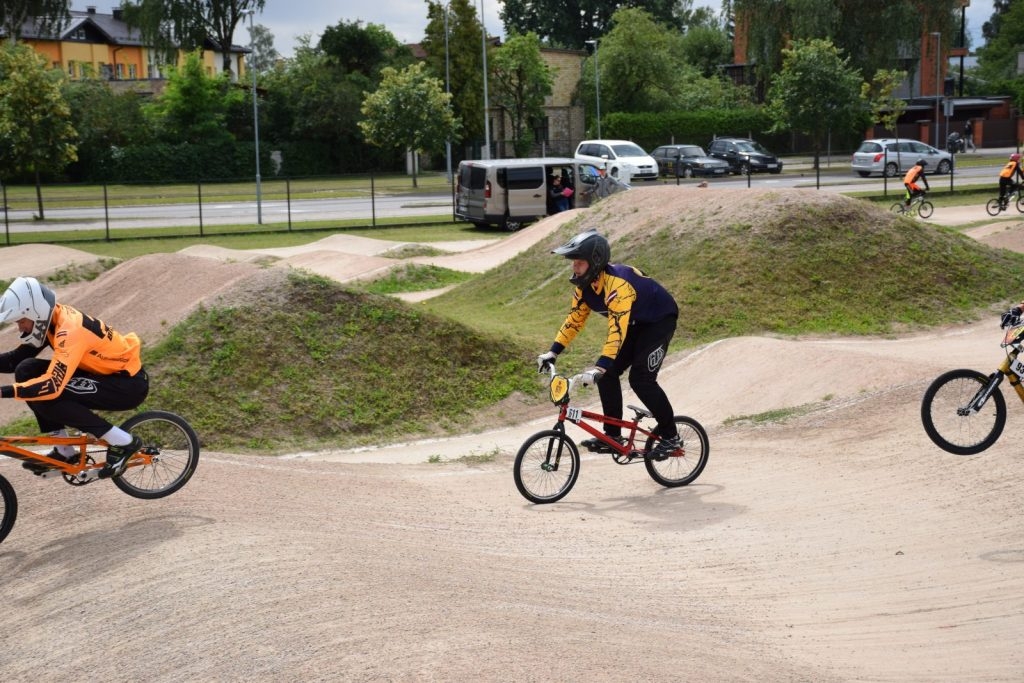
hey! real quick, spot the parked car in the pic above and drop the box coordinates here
[574,139,659,182]
[651,144,731,178]
[707,137,783,175]
[850,139,953,177]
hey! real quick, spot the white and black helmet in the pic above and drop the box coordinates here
[552,228,610,287]
[0,276,56,347]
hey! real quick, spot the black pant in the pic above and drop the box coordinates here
[15,358,149,437]
[999,177,1017,201]
[598,315,678,439]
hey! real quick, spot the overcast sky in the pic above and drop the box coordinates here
[72,1,995,59]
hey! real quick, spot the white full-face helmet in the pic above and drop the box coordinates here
[0,277,57,347]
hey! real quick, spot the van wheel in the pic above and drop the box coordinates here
[504,216,523,231]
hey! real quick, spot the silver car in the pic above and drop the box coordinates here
[851,138,953,178]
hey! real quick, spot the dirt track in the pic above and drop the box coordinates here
[1,189,1023,681]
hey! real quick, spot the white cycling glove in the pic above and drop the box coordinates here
[537,351,558,373]
[572,368,603,388]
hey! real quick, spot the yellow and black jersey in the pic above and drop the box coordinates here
[551,264,678,370]
[0,303,142,401]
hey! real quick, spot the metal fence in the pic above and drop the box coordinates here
[0,173,457,246]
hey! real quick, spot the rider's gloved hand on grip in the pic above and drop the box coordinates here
[537,351,558,373]
[1001,307,1023,329]
[572,368,603,388]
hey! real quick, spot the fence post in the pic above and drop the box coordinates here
[286,178,292,231]
[104,184,110,241]
[197,181,204,237]
[2,181,9,246]
[371,175,376,227]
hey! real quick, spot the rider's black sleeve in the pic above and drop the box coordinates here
[0,344,42,374]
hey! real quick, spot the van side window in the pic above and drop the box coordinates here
[506,166,544,190]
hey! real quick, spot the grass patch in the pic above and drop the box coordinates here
[361,264,472,294]
[722,403,822,426]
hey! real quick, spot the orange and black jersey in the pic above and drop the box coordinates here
[551,264,678,370]
[999,160,1023,181]
[0,303,142,400]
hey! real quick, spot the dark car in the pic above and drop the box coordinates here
[651,144,731,178]
[707,137,783,175]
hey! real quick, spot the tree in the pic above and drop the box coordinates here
[489,33,553,157]
[678,23,733,78]
[587,8,685,115]
[500,0,699,49]
[1,0,69,41]
[144,50,239,146]
[734,0,960,95]
[0,43,77,218]
[246,22,279,74]
[975,0,1024,110]
[359,63,460,187]
[320,19,412,78]
[766,38,864,170]
[120,0,266,78]
[63,79,149,181]
[422,0,486,150]
[861,68,908,138]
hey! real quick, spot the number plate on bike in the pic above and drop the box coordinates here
[566,407,582,423]
[1012,356,1024,377]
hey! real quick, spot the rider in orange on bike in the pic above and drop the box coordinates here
[0,276,148,477]
[997,153,1023,208]
[537,228,681,460]
[903,159,930,209]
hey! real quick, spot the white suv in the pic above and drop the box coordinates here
[574,139,658,182]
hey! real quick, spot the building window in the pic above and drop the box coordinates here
[128,64,137,79]
[116,63,124,79]
[68,61,75,77]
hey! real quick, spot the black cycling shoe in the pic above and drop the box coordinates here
[100,434,143,479]
[580,435,627,453]
[22,448,73,475]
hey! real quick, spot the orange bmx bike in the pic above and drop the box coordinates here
[0,410,199,544]
[513,363,709,504]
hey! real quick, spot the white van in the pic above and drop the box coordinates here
[455,157,619,231]
[574,139,659,183]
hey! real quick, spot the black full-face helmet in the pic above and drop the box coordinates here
[552,228,610,287]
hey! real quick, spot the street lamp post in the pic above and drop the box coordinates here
[245,10,262,224]
[931,31,941,149]
[585,40,601,138]
[444,4,452,184]
[479,0,491,159]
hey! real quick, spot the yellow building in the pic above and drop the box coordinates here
[5,5,247,91]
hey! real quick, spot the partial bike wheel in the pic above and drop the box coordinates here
[890,202,906,215]
[643,416,710,487]
[513,430,580,504]
[112,410,200,499]
[921,369,1006,455]
[1016,195,1024,214]
[0,474,17,544]
[986,198,1003,216]
[917,200,934,219]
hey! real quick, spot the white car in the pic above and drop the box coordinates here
[574,139,659,182]
[850,138,953,178]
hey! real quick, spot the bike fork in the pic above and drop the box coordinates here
[963,372,1003,415]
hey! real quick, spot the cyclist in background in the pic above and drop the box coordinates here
[997,153,1023,209]
[536,228,682,461]
[0,276,147,477]
[903,159,930,209]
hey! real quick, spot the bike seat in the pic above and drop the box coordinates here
[627,404,651,419]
